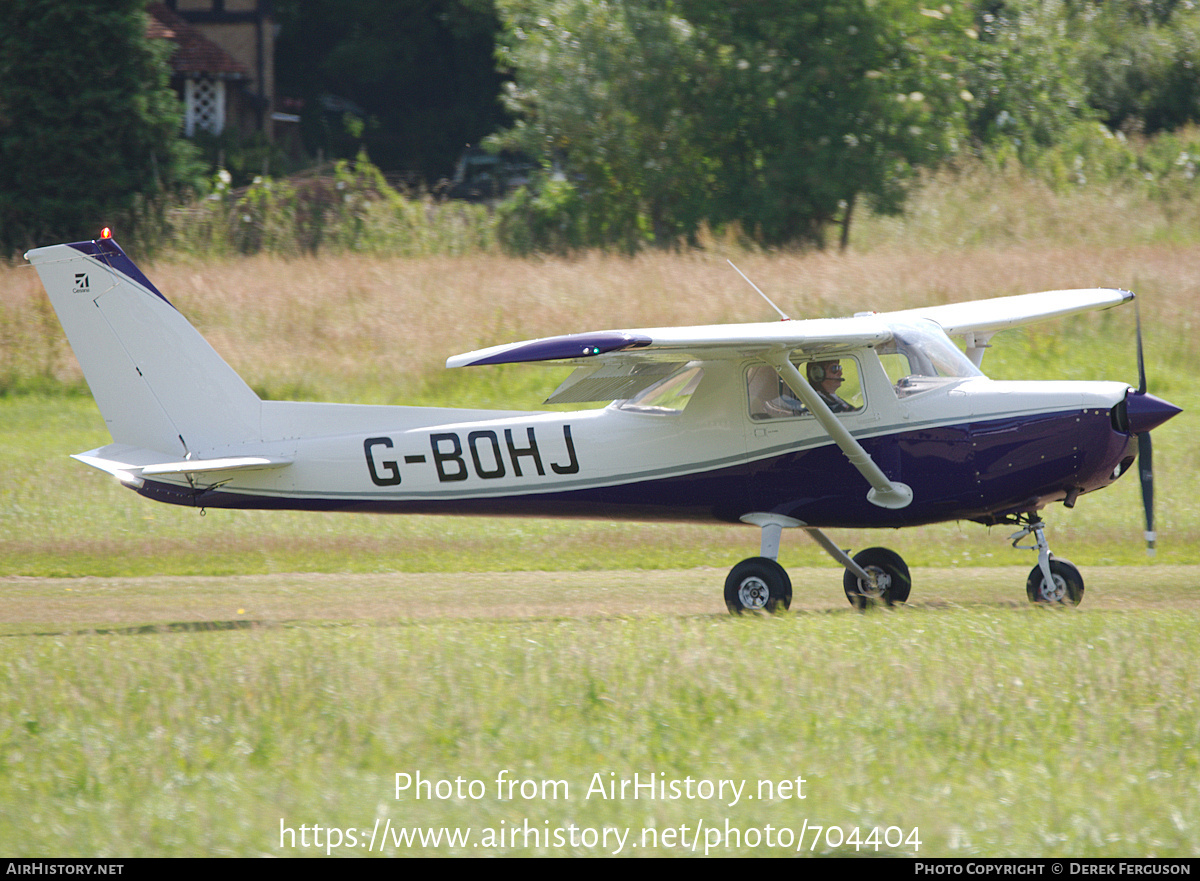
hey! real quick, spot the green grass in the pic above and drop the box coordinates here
[2,599,1198,856]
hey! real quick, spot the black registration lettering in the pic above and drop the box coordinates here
[431,433,468,482]
[549,424,580,475]
[423,426,579,482]
[468,430,506,479]
[505,427,545,477]
[364,436,401,486]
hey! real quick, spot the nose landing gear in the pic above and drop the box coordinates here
[1010,514,1084,606]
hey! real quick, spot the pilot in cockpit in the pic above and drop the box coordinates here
[807,360,857,412]
[748,359,859,419]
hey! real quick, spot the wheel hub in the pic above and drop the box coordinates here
[1038,574,1067,603]
[857,566,890,599]
[737,576,771,610]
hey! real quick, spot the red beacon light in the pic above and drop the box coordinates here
[99,227,112,239]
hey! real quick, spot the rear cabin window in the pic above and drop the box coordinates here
[616,364,704,414]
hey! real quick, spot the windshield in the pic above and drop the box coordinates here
[879,319,983,397]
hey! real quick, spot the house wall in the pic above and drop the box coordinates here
[171,0,275,140]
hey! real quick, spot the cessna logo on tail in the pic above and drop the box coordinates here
[72,273,89,293]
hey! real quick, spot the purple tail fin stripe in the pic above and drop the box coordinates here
[68,237,172,306]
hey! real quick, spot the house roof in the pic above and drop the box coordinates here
[146,3,249,78]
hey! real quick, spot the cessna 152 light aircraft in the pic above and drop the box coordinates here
[26,233,1181,613]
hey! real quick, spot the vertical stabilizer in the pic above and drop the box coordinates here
[25,236,262,456]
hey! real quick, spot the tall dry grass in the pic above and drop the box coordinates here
[5,240,1198,400]
[852,161,1200,253]
[6,160,1199,399]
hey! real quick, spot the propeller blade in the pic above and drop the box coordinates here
[1135,296,1147,395]
[1139,432,1155,556]
[1134,296,1158,555]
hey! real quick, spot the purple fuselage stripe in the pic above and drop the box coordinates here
[136,409,1137,528]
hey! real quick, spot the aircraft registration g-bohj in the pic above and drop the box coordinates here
[27,232,1182,613]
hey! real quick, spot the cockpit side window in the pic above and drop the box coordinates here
[746,356,864,420]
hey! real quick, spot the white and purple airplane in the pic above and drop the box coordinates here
[26,232,1180,613]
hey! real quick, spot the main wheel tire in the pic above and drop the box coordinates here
[1026,557,1084,606]
[843,547,911,608]
[725,557,792,615]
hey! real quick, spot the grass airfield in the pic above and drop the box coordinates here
[4,565,1200,629]
[3,566,1199,857]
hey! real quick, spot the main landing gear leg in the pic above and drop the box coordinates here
[724,514,797,614]
[1010,514,1085,606]
[801,525,913,608]
[727,514,912,615]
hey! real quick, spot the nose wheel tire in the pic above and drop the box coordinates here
[1026,557,1084,606]
[843,547,911,608]
[725,557,792,614]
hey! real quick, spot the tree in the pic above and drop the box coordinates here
[0,0,189,254]
[964,0,1200,145]
[273,0,507,182]
[964,0,1095,160]
[495,1,717,249]
[682,0,973,245]
[494,0,975,249]
[1068,0,1200,134]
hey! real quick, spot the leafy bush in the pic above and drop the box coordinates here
[164,151,496,257]
[495,177,588,256]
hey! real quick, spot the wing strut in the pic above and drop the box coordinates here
[767,354,913,510]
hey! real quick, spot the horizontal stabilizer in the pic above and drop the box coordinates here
[72,444,291,487]
[140,456,294,477]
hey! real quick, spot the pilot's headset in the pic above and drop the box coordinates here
[807,361,841,383]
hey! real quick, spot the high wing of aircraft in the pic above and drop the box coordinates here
[25,233,1181,613]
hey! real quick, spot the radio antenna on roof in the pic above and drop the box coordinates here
[728,260,790,321]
